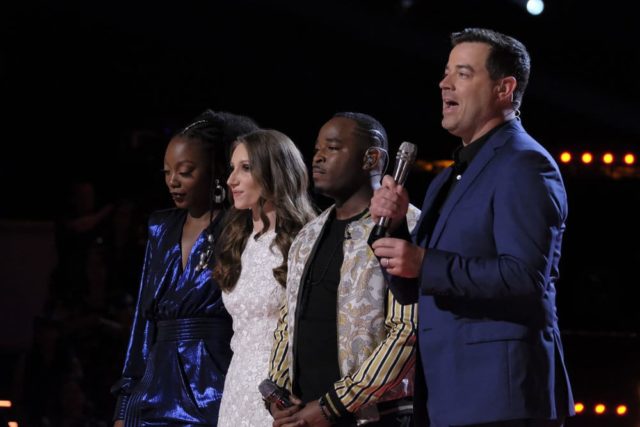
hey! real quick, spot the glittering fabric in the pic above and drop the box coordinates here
[112,208,233,426]
[218,230,284,427]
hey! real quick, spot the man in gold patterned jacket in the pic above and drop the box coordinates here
[268,112,420,427]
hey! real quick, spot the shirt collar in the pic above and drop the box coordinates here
[452,120,513,170]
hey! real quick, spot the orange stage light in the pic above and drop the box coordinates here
[594,403,606,414]
[602,153,614,164]
[574,402,585,413]
[581,152,593,164]
[624,153,636,165]
[616,405,628,415]
[559,152,572,163]
[0,400,12,408]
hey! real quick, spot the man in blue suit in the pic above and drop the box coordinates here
[370,28,574,427]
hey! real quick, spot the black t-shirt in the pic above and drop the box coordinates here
[294,209,367,402]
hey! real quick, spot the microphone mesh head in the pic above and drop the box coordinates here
[398,141,418,163]
[258,379,276,398]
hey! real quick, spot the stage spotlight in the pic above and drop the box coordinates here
[602,153,614,164]
[616,405,627,415]
[581,152,593,164]
[574,402,585,413]
[526,0,544,15]
[559,151,571,163]
[623,153,635,165]
[594,403,606,414]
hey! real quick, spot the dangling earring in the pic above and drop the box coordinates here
[213,179,226,204]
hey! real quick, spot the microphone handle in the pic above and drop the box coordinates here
[368,218,390,245]
[368,159,409,246]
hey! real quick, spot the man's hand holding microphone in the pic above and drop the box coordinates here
[369,141,425,279]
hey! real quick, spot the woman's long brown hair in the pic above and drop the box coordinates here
[213,129,316,291]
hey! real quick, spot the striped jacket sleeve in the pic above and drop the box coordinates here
[268,301,291,390]
[323,289,417,417]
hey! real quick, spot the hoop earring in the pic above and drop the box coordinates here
[213,179,226,204]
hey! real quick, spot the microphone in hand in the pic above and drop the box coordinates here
[368,141,417,246]
[258,379,294,409]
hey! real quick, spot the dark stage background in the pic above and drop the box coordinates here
[1,1,638,426]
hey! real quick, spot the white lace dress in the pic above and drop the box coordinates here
[218,230,284,427]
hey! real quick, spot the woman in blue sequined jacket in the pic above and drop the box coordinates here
[111,110,258,427]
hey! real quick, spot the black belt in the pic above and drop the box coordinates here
[155,317,231,342]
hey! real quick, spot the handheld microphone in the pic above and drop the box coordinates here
[368,141,417,245]
[258,379,294,409]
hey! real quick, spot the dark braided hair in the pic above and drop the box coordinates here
[333,112,388,151]
[177,110,259,219]
[333,112,389,175]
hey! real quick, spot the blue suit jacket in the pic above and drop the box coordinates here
[391,120,574,426]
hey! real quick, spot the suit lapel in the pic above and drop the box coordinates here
[413,168,452,246]
[428,121,521,248]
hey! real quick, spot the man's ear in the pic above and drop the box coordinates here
[362,148,380,170]
[496,76,517,102]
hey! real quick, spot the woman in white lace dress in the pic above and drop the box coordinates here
[214,129,315,427]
